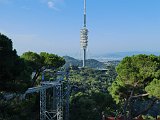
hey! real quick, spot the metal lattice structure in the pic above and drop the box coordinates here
[24,71,70,120]
[40,86,46,120]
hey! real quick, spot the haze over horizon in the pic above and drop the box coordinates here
[0,0,160,57]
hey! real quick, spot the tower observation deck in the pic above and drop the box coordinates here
[80,0,88,67]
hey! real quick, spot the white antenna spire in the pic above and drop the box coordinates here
[84,0,86,27]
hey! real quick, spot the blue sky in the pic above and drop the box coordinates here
[0,0,160,57]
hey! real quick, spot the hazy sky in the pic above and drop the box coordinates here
[0,0,160,57]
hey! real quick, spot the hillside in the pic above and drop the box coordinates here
[63,56,105,69]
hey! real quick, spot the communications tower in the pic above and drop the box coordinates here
[80,0,88,67]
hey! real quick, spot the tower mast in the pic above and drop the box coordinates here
[80,0,88,67]
[84,0,86,27]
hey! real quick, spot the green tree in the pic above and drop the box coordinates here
[0,33,31,92]
[108,54,160,120]
[69,68,117,120]
[21,51,65,86]
[70,91,115,120]
[145,78,160,99]
[0,33,65,119]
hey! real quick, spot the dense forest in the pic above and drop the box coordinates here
[0,33,160,120]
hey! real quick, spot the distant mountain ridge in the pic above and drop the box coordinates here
[63,56,105,69]
[63,51,159,68]
[99,51,160,60]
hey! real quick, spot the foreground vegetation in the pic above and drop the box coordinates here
[69,67,117,120]
[0,33,160,120]
[109,55,160,119]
